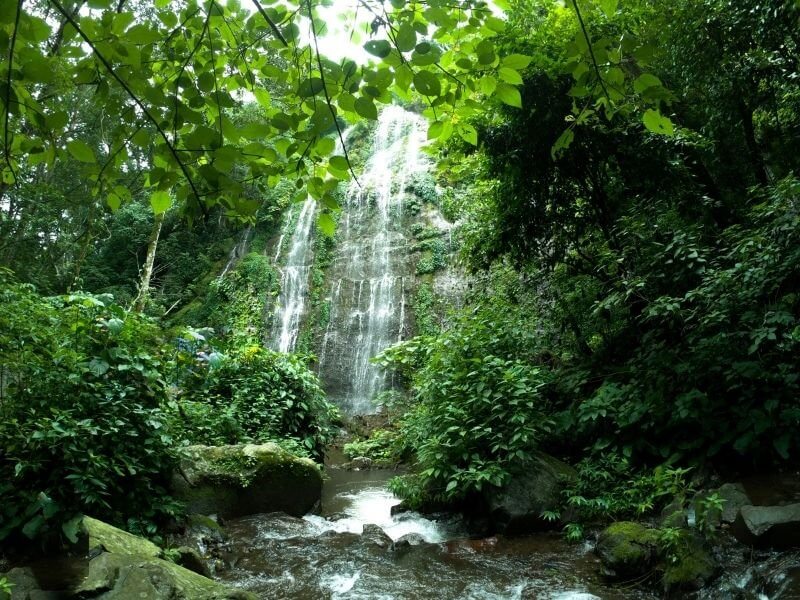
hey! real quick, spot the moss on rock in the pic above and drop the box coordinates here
[662,531,717,592]
[172,443,323,518]
[595,521,660,578]
[82,516,161,559]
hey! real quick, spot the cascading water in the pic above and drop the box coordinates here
[318,106,429,414]
[269,198,316,353]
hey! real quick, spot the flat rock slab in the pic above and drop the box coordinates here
[732,503,800,548]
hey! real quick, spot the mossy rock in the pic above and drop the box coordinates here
[172,443,323,519]
[484,451,577,535]
[662,531,717,592]
[595,521,660,579]
[74,551,254,599]
[81,516,161,559]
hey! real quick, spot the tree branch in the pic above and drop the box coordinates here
[48,0,204,209]
[3,0,24,185]
[307,0,360,187]
[252,0,288,47]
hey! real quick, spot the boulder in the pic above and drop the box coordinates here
[173,546,212,578]
[484,452,576,535]
[73,551,254,599]
[717,483,752,525]
[661,531,717,592]
[80,516,160,559]
[732,503,800,548]
[172,443,323,519]
[360,524,393,549]
[390,533,427,550]
[1,567,43,600]
[595,522,660,579]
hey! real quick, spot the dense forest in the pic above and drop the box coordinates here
[1,0,799,598]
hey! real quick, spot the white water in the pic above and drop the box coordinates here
[319,107,429,413]
[270,198,316,353]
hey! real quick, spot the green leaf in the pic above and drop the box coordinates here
[318,212,336,237]
[329,156,350,171]
[551,128,575,159]
[107,193,121,212]
[501,54,532,70]
[633,73,663,94]
[642,109,675,135]
[395,24,417,52]
[413,70,441,97]
[22,515,44,539]
[428,121,444,140]
[480,76,497,96]
[66,140,96,163]
[599,0,618,17]
[364,40,391,58]
[445,480,458,492]
[458,123,478,146]
[496,83,522,108]
[298,77,325,98]
[62,515,83,544]
[354,97,378,120]
[498,67,523,85]
[150,190,171,214]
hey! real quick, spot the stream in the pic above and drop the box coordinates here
[214,462,655,600]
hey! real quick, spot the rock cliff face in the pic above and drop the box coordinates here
[267,106,464,415]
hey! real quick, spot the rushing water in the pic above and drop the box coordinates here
[318,107,429,414]
[216,466,654,600]
[270,198,317,353]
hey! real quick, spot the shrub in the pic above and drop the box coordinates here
[175,346,340,460]
[0,274,179,544]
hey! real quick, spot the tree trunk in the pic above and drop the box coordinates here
[132,211,164,313]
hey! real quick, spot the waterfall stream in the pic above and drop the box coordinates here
[269,198,316,353]
[318,106,428,414]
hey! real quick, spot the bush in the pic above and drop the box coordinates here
[375,296,552,507]
[0,274,179,544]
[175,345,340,460]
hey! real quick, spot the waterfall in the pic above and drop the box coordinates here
[319,106,429,414]
[269,198,316,353]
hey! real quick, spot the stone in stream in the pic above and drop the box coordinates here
[483,451,577,535]
[390,533,427,550]
[595,521,661,579]
[171,443,322,519]
[360,524,393,549]
[1,517,253,600]
[731,503,800,548]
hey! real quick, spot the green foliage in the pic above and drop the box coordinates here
[174,345,339,461]
[0,272,179,544]
[562,453,693,524]
[413,283,440,337]
[376,285,552,506]
[182,252,278,343]
[343,429,403,466]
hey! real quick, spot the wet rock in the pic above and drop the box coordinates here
[74,551,255,599]
[390,501,411,516]
[1,567,45,600]
[391,533,427,550]
[484,452,576,535]
[346,457,373,470]
[731,503,800,548]
[172,443,323,519]
[174,546,212,578]
[662,531,717,592]
[77,516,161,559]
[717,483,752,525]
[360,524,393,549]
[660,497,688,529]
[185,514,227,547]
[595,521,660,579]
